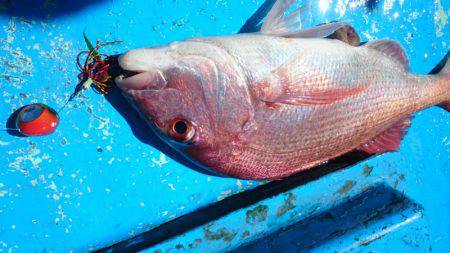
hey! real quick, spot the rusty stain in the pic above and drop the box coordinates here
[276,192,296,217]
[338,180,357,194]
[188,238,202,249]
[245,205,269,224]
[240,230,250,239]
[203,225,237,242]
[361,239,373,246]
[60,138,68,146]
[362,165,374,177]
[393,174,406,188]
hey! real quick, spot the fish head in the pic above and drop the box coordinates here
[115,46,254,173]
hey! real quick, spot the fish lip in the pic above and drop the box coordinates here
[115,70,167,91]
[114,53,143,86]
[114,73,137,89]
[115,52,166,91]
[117,52,147,73]
[122,69,141,78]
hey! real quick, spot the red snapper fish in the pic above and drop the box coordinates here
[115,0,450,180]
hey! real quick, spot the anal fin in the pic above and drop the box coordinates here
[439,102,450,112]
[357,115,413,155]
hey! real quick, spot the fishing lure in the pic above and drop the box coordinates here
[16,103,59,136]
[7,34,120,137]
[75,33,121,95]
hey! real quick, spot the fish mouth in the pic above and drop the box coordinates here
[114,68,149,91]
[114,70,142,90]
[121,69,141,79]
[113,51,147,90]
[115,69,168,91]
[114,52,166,91]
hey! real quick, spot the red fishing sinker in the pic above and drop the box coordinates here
[16,103,59,136]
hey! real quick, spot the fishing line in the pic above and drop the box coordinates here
[0,128,19,131]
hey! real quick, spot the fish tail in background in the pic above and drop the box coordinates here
[432,51,450,112]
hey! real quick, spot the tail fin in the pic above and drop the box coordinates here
[431,51,449,112]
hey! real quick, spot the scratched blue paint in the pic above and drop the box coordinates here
[0,0,448,252]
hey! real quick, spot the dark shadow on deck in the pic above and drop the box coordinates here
[95,151,371,253]
[365,0,381,11]
[0,0,109,19]
[232,184,422,252]
[5,106,27,137]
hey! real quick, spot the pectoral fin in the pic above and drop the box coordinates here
[254,63,369,106]
[271,83,369,106]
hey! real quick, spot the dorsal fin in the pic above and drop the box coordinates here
[365,39,409,70]
[357,115,413,155]
[283,21,350,39]
[261,0,307,34]
[260,0,353,39]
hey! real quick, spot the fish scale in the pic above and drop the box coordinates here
[221,36,447,178]
[115,4,449,180]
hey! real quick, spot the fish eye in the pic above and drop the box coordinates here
[168,118,195,143]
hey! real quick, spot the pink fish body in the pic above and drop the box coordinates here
[115,1,450,180]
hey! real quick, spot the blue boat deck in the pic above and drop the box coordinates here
[0,0,448,252]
